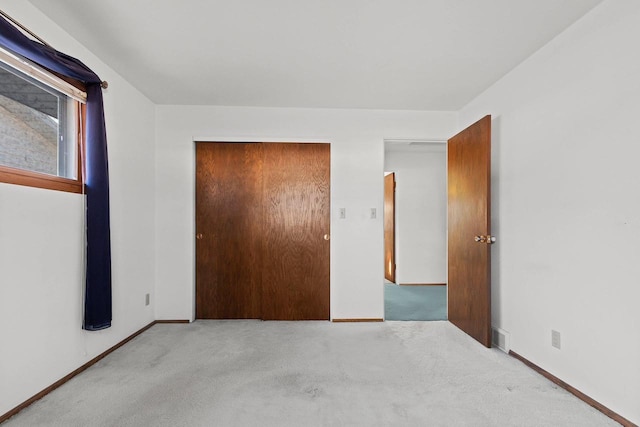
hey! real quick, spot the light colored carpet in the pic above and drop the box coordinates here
[3,321,618,427]
[384,283,447,321]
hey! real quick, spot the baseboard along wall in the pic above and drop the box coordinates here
[155,319,190,324]
[0,320,190,424]
[2,321,634,426]
[399,283,446,286]
[509,351,637,427]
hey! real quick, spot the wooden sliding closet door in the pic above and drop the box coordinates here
[195,142,330,320]
[262,143,330,320]
[195,143,263,319]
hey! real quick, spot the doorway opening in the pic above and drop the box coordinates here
[383,140,447,321]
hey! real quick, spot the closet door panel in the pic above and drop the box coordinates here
[261,143,330,320]
[195,142,263,319]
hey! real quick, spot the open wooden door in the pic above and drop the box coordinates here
[447,115,492,347]
[384,173,396,282]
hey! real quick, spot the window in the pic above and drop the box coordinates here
[0,47,85,193]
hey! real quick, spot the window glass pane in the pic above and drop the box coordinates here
[0,62,76,179]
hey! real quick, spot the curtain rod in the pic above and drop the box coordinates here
[0,8,108,89]
[0,8,50,47]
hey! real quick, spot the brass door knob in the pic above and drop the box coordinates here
[323,234,330,241]
[196,233,203,240]
[474,235,495,244]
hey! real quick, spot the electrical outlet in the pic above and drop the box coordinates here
[551,330,561,349]
[145,293,150,306]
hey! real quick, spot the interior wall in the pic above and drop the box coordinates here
[459,1,640,424]
[154,106,457,321]
[384,147,446,284]
[0,2,156,416]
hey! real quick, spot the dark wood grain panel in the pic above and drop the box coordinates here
[261,143,330,320]
[384,173,396,282]
[447,115,492,347]
[195,142,263,319]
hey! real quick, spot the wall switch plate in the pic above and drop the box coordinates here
[145,293,150,306]
[339,208,346,219]
[370,208,377,219]
[552,330,561,349]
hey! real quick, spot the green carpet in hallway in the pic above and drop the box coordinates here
[384,283,447,320]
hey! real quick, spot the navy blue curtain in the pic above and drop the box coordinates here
[1,17,112,330]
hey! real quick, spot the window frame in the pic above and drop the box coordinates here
[0,47,87,194]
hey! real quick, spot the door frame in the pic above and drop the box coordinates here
[382,139,448,310]
[190,137,332,321]
[382,120,493,344]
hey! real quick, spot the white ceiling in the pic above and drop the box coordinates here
[27,0,602,110]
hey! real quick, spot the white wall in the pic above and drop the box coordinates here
[384,147,446,284]
[7,0,636,423]
[459,1,640,424]
[154,107,456,320]
[0,2,156,416]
